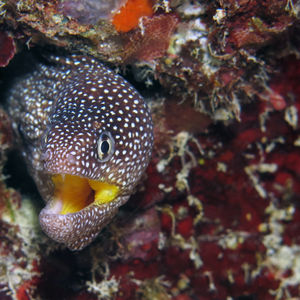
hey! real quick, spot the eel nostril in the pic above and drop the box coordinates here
[66,153,76,165]
[42,149,52,162]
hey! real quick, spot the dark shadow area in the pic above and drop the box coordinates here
[3,149,40,199]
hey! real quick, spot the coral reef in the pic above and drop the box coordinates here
[2,0,297,116]
[0,0,300,299]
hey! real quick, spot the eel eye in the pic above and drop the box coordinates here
[97,131,114,161]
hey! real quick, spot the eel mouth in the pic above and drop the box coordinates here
[49,174,120,215]
[39,173,124,250]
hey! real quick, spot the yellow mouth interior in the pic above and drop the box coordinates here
[52,174,119,215]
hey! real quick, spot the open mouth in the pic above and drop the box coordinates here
[51,174,120,215]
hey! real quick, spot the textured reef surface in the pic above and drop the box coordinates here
[0,0,300,299]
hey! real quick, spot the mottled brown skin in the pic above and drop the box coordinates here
[8,55,154,250]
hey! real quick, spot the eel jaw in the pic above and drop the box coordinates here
[39,174,128,250]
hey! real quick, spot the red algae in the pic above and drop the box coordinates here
[123,13,179,62]
[0,32,16,68]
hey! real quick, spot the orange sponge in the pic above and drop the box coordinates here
[112,0,153,32]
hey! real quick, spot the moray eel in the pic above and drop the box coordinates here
[8,54,154,250]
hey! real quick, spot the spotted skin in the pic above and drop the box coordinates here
[8,55,154,250]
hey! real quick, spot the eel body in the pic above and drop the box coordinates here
[8,55,153,250]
